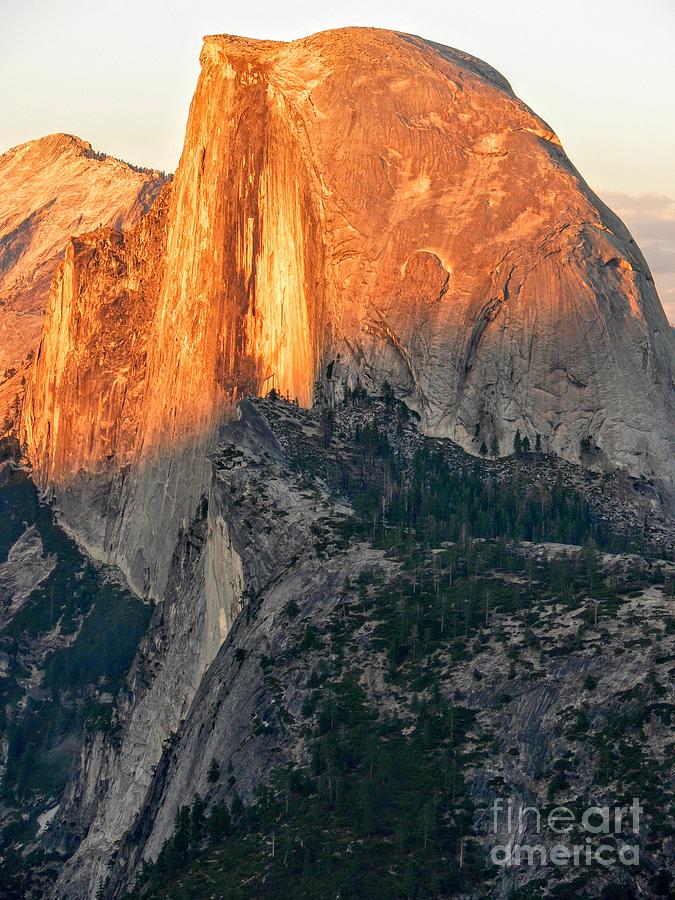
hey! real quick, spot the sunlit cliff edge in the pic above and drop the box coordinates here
[0,134,167,431]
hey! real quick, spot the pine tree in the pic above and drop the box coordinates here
[207,757,221,784]
[321,406,335,449]
[535,433,542,454]
[521,435,531,453]
[230,789,244,822]
[513,429,522,454]
[170,806,190,869]
[189,795,206,850]
[207,801,232,843]
[479,441,488,456]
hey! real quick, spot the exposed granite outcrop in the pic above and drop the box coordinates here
[21,30,675,614]
[49,399,386,897]
[46,398,675,898]
[0,133,166,428]
[0,526,56,630]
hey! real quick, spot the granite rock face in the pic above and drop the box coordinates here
[21,186,171,589]
[13,29,675,894]
[22,31,675,604]
[0,133,166,428]
[49,399,388,898]
[0,526,56,630]
[45,397,675,899]
[46,498,221,897]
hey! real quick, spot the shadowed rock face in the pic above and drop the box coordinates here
[22,27,675,602]
[0,133,166,427]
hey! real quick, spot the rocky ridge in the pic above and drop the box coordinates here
[0,133,166,430]
[36,394,675,899]
[35,400,675,897]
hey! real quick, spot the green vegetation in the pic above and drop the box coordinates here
[341,423,664,555]
[0,472,151,806]
[126,398,674,899]
[1,395,669,898]
[131,674,482,899]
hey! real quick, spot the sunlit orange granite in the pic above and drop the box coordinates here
[22,28,675,597]
[0,133,165,428]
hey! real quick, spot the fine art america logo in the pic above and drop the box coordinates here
[490,798,642,868]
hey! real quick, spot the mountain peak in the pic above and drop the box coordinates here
[1,132,166,178]
[1,132,92,163]
[201,27,515,95]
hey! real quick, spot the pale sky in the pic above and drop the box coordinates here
[2,0,674,320]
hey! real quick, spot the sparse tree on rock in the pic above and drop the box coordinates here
[207,757,221,784]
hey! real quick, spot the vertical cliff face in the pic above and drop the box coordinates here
[143,36,326,426]
[47,495,238,899]
[23,187,170,485]
[23,31,675,584]
[107,36,329,595]
[21,187,171,584]
[0,134,166,430]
